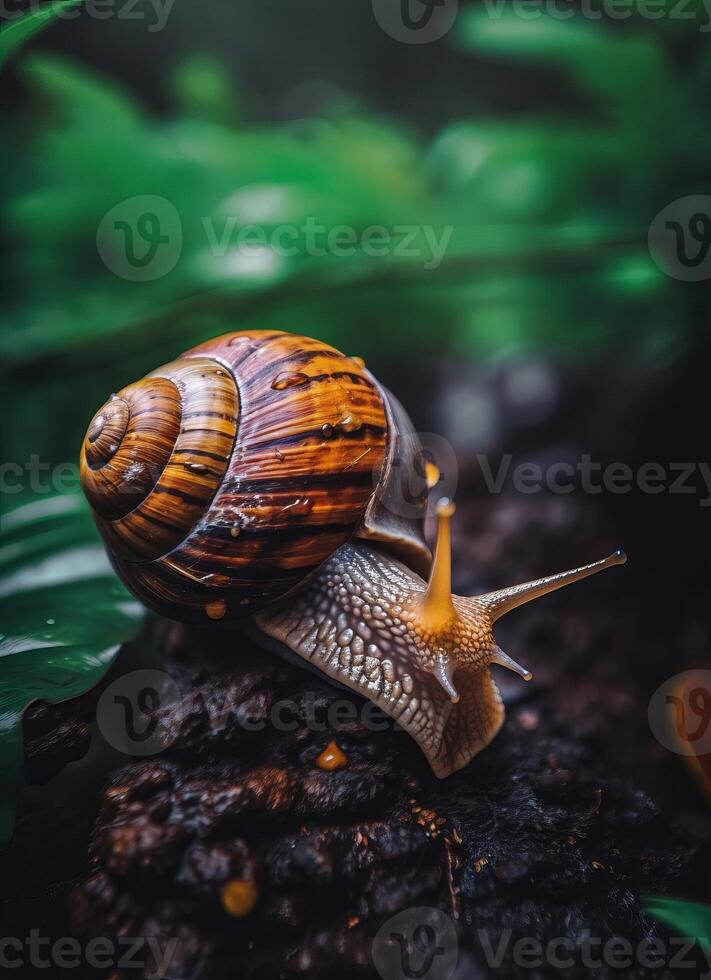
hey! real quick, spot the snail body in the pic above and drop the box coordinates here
[81,330,625,777]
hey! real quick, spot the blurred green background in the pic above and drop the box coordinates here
[3,0,710,468]
[2,0,711,849]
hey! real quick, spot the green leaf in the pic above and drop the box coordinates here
[0,491,143,847]
[644,897,711,954]
[0,0,87,68]
[454,10,669,138]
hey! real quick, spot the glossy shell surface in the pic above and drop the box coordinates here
[81,330,390,622]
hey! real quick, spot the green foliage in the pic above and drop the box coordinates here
[644,896,711,953]
[4,13,710,464]
[0,0,86,67]
[0,492,143,845]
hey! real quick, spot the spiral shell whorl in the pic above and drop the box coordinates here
[81,360,239,562]
[81,330,389,623]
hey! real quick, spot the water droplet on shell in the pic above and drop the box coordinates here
[271,371,309,390]
[274,448,285,462]
[185,462,208,475]
[281,497,313,518]
[336,411,362,433]
[321,422,334,438]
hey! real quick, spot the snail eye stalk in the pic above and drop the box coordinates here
[406,498,626,701]
[414,498,457,633]
[477,549,627,623]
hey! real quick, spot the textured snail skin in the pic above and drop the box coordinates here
[256,518,627,777]
[81,330,626,778]
[254,540,503,778]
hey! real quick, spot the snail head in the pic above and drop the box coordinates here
[256,498,627,777]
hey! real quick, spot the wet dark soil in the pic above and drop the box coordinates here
[2,352,711,979]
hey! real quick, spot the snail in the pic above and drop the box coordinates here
[80,330,626,777]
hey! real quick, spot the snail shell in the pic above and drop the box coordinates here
[81,330,429,622]
[81,330,626,777]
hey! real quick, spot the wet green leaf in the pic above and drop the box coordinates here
[644,897,711,954]
[0,492,143,847]
[0,0,86,67]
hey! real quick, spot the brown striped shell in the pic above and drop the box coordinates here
[80,330,430,624]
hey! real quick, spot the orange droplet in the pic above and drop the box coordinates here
[350,355,366,369]
[205,599,226,620]
[315,740,348,771]
[271,372,309,390]
[220,879,258,917]
[425,460,440,489]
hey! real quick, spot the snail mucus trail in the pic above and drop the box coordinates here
[80,330,627,778]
